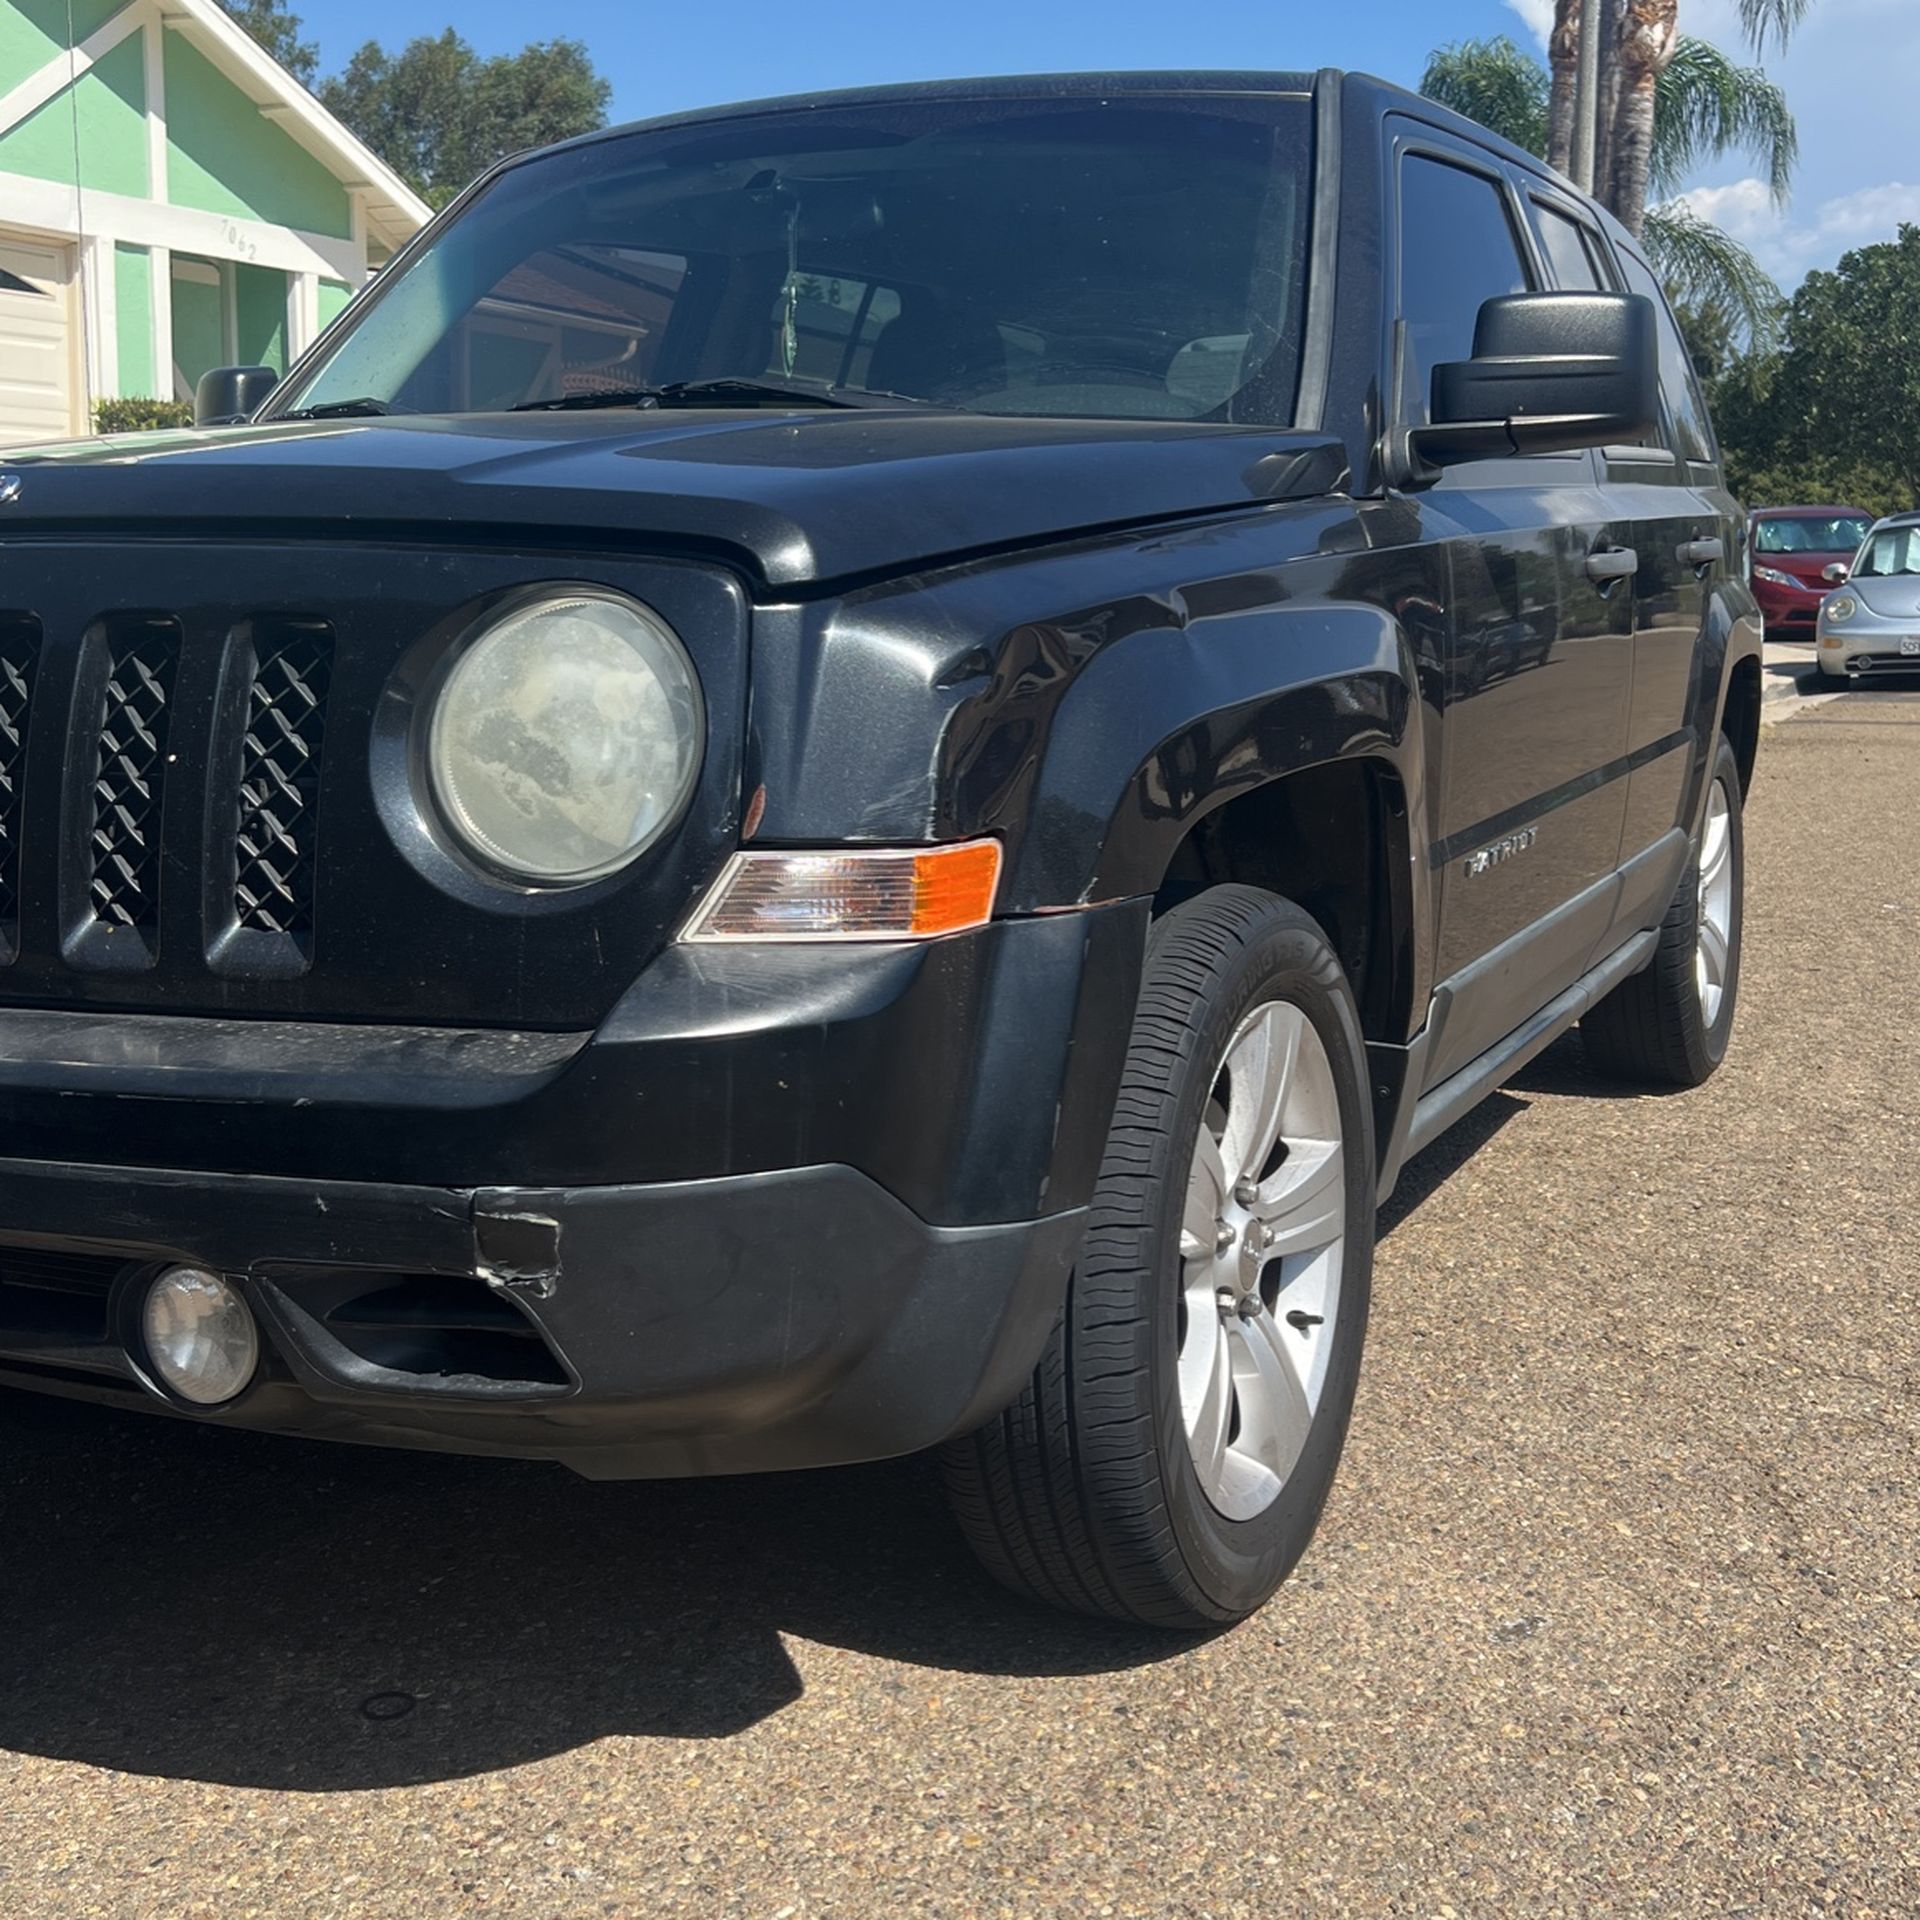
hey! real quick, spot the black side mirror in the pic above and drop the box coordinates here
[1393,292,1659,481]
[194,365,279,427]
[1822,561,1851,584]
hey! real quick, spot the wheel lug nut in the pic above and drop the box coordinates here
[1234,1178,1259,1208]
[1215,1224,1236,1254]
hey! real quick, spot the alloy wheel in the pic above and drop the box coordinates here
[1696,776,1735,1026]
[1176,1000,1347,1522]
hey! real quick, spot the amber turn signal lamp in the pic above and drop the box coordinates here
[684,838,1003,942]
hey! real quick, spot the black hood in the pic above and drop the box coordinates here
[0,411,1342,590]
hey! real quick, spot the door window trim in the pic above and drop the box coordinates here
[1382,119,1597,484]
[1525,193,1618,293]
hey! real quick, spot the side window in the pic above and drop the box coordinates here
[1617,249,1715,464]
[1531,202,1609,292]
[1397,153,1532,425]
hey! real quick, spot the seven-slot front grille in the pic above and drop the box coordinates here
[0,608,336,974]
[0,616,37,959]
[232,621,332,938]
[86,617,180,935]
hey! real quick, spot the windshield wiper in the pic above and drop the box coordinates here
[278,396,397,420]
[512,377,946,413]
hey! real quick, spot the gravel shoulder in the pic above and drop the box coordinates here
[1,694,1916,1919]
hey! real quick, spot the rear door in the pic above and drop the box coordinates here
[1389,138,1634,1085]
[1603,245,1726,875]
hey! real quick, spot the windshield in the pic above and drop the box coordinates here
[1854,522,1920,579]
[269,93,1314,425]
[1753,514,1872,555]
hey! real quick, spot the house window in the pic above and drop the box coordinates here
[170,256,291,399]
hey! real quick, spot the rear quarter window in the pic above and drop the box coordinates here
[1531,201,1610,292]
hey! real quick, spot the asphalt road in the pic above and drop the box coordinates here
[3,689,1918,1918]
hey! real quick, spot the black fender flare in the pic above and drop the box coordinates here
[1681,586,1765,834]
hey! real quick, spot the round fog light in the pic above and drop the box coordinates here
[141,1267,259,1406]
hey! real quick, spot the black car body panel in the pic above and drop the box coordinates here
[0,68,1762,1475]
[0,413,1349,590]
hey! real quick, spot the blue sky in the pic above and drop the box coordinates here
[301,0,1916,287]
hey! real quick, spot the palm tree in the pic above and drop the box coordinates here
[1547,0,1581,176]
[1419,33,1792,348]
[1423,33,1795,214]
[1609,0,1681,238]
[1609,0,1815,232]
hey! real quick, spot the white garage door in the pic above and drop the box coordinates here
[0,237,79,451]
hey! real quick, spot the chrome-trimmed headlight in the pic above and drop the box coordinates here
[426,589,704,884]
[1753,564,1797,587]
[1822,593,1859,625]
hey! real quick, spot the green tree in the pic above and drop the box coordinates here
[1671,296,1736,379]
[1714,226,1920,511]
[218,0,319,89]
[320,33,610,206]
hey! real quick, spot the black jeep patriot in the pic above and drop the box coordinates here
[0,71,1760,1628]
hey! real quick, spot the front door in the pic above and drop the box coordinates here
[1386,136,1634,1086]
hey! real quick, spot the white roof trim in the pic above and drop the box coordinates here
[0,5,146,145]
[151,0,432,245]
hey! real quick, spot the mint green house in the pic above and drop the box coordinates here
[0,0,428,446]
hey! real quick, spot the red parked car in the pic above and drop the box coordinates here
[1748,505,1874,637]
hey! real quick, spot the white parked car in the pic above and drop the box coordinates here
[1817,513,1920,680]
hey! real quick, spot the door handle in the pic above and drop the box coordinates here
[1585,546,1638,583]
[1681,536,1724,569]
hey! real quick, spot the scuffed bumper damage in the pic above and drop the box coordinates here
[0,1157,1082,1477]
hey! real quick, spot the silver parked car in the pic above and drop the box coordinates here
[1817,512,1920,680]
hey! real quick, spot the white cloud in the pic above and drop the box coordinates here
[1504,0,1554,49]
[1675,176,1920,280]
[1677,178,1781,242]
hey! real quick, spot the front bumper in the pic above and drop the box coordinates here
[1818,630,1920,675]
[0,1158,1084,1477]
[0,904,1145,1474]
[1753,579,1823,633]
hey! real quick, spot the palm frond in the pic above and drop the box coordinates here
[1737,0,1814,55]
[1418,36,1550,156]
[1643,203,1785,352]
[1653,37,1797,207]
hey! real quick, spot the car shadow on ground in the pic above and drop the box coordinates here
[0,1384,1188,1790]
[0,1062,1546,1794]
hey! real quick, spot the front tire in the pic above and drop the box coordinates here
[942,886,1375,1629]
[1581,732,1744,1087]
